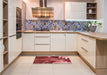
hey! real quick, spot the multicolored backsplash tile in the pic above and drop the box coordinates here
[25,20,90,31]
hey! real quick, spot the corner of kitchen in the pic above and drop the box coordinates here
[0,0,107,75]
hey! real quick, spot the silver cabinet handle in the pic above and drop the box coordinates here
[9,34,16,37]
[36,43,49,45]
[81,47,88,52]
[35,36,49,38]
[81,38,88,42]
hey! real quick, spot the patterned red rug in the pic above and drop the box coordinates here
[33,56,71,64]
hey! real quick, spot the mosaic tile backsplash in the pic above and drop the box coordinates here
[25,20,90,31]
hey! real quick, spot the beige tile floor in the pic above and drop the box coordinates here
[2,56,96,75]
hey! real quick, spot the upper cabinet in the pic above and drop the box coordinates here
[8,0,16,36]
[65,2,86,20]
[0,0,3,38]
[87,3,97,19]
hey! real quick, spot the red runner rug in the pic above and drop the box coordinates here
[33,56,71,64]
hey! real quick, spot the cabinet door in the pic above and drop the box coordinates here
[66,34,77,51]
[65,2,71,20]
[88,37,96,68]
[65,2,86,19]
[16,38,22,54]
[8,0,16,36]
[22,33,35,51]
[0,40,3,72]
[0,52,3,73]
[0,0,3,38]
[51,33,66,51]
[8,36,17,64]
[48,0,64,20]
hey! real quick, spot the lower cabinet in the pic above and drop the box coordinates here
[66,34,77,51]
[35,45,50,51]
[51,33,66,51]
[22,33,78,52]
[0,52,3,73]
[22,33,35,51]
[0,40,3,73]
[78,35,96,68]
[8,36,17,64]
[35,33,51,51]
[16,38,22,54]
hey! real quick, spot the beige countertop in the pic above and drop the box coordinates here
[22,31,76,33]
[22,31,107,40]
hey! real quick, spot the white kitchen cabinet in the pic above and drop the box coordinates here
[0,0,3,39]
[47,0,64,20]
[78,35,96,68]
[66,34,77,51]
[35,33,50,51]
[65,2,86,19]
[35,45,50,51]
[8,36,17,64]
[0,40,3,53]
[22,33,35,51]
[0,52,3,73]
[51,33,66,51]
[16,38,22,54]
[87,37,96,68]
[0,20,2,39]
[0,40,3,73]
[8,0,16,36]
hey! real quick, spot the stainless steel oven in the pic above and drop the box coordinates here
[16,7,22,39]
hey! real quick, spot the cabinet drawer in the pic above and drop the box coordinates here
[35,37,50,44]
[79,46,89,63]
[35,33,50,37]
[35,45,50,51]
[79,35,95,50]
[79,34,95,43]
[79,35,89,45]
[80,46,89,55]
[51,33,66,37]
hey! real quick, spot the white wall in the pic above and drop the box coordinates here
[22,1,26,31]
[23,0,94,20]
[95,0,104,20]
[16,0,23,8]
[104,0,107,33]
[23,0,39,20]
[94,0,104,32]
